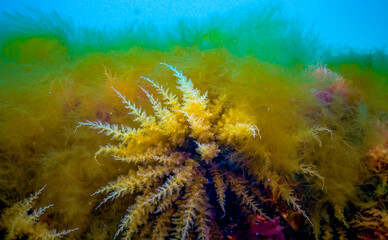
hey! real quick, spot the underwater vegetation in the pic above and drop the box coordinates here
[76,62,320,239]
[0,3,388,240]
[1,185,78,240]
[77,63,266,239]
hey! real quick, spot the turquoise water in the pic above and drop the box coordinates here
[1,0,387,50]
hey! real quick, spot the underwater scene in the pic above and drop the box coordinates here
[0,0,387,239]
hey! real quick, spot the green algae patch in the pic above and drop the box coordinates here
[3,37,68,64]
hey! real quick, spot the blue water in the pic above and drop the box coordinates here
[1,0,387,51]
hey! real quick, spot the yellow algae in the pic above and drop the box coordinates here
[0,5,387,239]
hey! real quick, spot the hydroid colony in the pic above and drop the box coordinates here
[0,3,387,240]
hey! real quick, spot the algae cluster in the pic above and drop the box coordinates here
[0,3,387,240]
